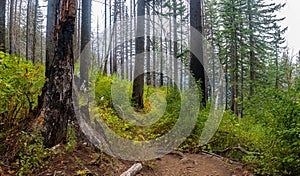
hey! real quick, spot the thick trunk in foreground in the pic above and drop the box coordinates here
[39,0,77,148]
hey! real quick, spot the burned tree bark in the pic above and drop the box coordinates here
[132,0,145,109]
[39,0,77,147]
[190,0,206,106]
[0,0,6,51]
[80,0,91,88]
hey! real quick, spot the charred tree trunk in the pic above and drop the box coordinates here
[45,0,56,78]
[80,0,91,88]
[160,2,163,87]
[132,0,145,109]
[172,0,178,87]
[152,0,156,87]
[9,0,15,54]
[32,0,39,64]
[17,0,22,54]
[39,0,77,148]
[248,0,255,97]
[0,0,6,52]
[190,0,206,106]
[146,4,151,85]
[25,0,31,59]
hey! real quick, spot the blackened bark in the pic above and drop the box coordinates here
[0,0,6,52]
[173,0,178,87]
[152,0,156,87]
[160,2,163,87]
[229,5,238,115]
[9,0,15,54]
[132,0,145,109]
[40,0,77,148]
[25,0,30,59]
[146,5,151,85]
[80,0,91,88]
[32,0,39,64]
[190,0,206,106]
[248,0,255,97]
[45,0,56,78]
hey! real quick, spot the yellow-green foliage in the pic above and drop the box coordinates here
[209,88,300,175]
[17,132,50,175]
[94,75,181,141]
[93,75,300,175]
[0,52,46,129]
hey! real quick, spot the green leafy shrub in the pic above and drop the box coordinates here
[66,122,77,152]
[93,75,300,175]
[244,88,300,175]
[209,87,300,175]
[94,75,182,141]
[16,132,50,175]
[0,52,45,129]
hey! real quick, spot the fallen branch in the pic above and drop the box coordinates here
[201,150,243,166]
[217,144,263,156]
[234,144,263,156]
[120,163,143,176]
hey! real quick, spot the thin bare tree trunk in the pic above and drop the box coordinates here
[152,0,156,87]
[132,0,145,109]
[80,0,91,87]
[146,4,151,85]
[0,0,6,51]
[32,0,38,63]
[9,0,15,54]
[18,0,22,55]
[173,0,178,87]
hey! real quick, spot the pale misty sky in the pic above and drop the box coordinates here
[40,0,299,54]
[90,0,300,53]
[277,0,300,53]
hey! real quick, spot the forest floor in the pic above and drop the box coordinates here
[0,142,252,176]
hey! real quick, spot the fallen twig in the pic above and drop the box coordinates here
[234,144,263,156]
[217,144,263,156]
[201,150,244,166]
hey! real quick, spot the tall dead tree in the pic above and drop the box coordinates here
[32,0,39,63]
[80,0,91,88]
[190,0,206,106]
[39,0,77,147]
[0,0,6,51]
[9,0,15,54]
[132,0,145,108]
[25,0,31,59]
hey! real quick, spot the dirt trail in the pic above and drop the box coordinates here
[0,143,252,176]
[138,153,251,176]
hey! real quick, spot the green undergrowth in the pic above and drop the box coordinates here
[94,74,197,141]
[94,75,300,175]
[0,52,45,130]
[1,52,299,175]
[208,87,300,175]
[0,52,48,175]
